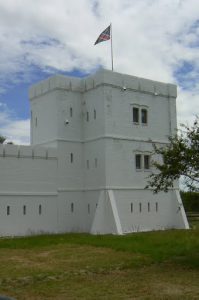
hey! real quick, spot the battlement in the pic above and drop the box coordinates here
[0,144,57,159]
[29,69,177,100]
[29,75,83,100]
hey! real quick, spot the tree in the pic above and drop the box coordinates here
[146,117,199,193]
[0,135,6,144]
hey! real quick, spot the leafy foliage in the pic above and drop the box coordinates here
[0,135,6,144]
[181,191,199,212]
[146,117,199,193]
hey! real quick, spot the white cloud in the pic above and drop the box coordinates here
[0,106,30,144]
[2,119,30,145]
[0,0,199,142]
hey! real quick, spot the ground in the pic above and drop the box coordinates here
[0,227,198,300]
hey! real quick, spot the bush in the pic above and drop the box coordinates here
[181,191,199,212]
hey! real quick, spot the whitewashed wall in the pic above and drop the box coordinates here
[0,144,58,235]
[0,69,189,236]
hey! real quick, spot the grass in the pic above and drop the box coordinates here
[0,229,198,299]
[188,214,199,230]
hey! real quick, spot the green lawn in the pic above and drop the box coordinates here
[0,229,198,300]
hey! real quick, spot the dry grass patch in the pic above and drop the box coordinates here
[0,230,198,299]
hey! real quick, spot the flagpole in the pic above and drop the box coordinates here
[110,23,114,71]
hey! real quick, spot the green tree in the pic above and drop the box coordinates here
[146,117,199,193]
[0,135,6,144]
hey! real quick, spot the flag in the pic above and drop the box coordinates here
[94,25,111,45]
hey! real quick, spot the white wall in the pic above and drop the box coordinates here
[0,144,58,236]
[0,69,188,237]
[113,189,186,233]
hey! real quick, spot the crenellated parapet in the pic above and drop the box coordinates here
[29,69,177,100]
[0,144,57,159]
[29,75,83,100]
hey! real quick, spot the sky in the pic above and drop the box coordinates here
[0,0,199,144]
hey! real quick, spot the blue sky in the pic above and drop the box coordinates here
[0,0,199,144]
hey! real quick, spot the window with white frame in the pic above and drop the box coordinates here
[132,105,148,125]
[135,154,142,169]
[133,107,139,123]
[144,155,150,170]
[135,154,151,171]
[141,108,147,124]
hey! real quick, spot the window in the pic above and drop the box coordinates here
[148,202,150,212]
[155,202,158,212]
[70,107,73,117]
[135,154,151,171]
[94,109,96,119]
[23,205,26,215]
[132,106,148,126]
[35,117,38,127]
[141,109,147,124]
[133,107,139,123]
[71,203,74,213]
[86,112,89,122]
[88,204,90,214]
[144,155,150,170]
[39,205,42,215]
[139,203,142,213]
[131,203,133,213]
[135,154,142,169]
[7,206,10,216]
[70,153,73,163]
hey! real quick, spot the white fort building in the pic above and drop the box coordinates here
[0,69,189,236]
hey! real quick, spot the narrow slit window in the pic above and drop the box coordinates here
[139,203,142,213]
[39,204,42,215]
[70,153,73,163]
[7,206,10,216]
[71,203,74,213]
[88,204,90,214]
[23,205,26,215]
[86,111,89,122]
[70,107,73,117]
[131,203,133,213]
[135,154,142,169]
[144,155,150,170]
[35,117,38,127]
[155,202,158,212]
[94,109,96,119]
[133,107,139,123]
[148,202,150,212]
[141,109,147,124]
